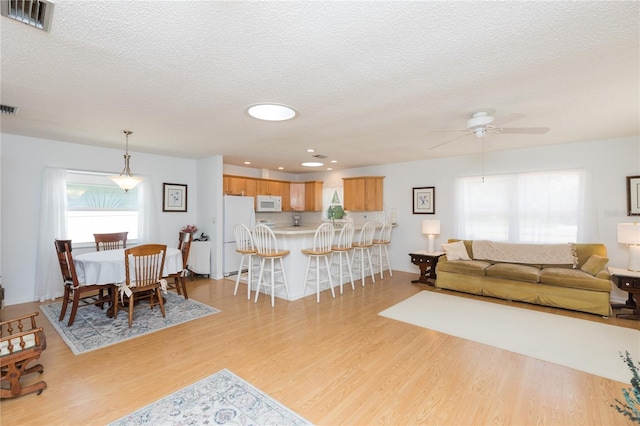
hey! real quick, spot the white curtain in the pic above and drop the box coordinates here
[34,167,68,301]
[455,169,596,243]
[137,177,160,244]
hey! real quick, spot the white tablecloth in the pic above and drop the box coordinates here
[74,248,183,285]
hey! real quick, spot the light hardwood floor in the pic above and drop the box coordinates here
[1,271,638,425]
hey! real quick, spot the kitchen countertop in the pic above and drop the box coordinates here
[270,222,392,235]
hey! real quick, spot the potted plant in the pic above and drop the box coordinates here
[612,351,640,423]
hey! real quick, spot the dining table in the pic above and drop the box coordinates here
[74,247,183,285]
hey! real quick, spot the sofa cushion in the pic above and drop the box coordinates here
[580,254,608,276]
[485,263,541,283]
[442,241,471,261]
[539,268,611,291]
[437,260,490,277]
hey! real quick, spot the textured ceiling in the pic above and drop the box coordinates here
[1,1,638,174]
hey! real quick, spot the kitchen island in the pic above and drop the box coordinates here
[254,223,389,302]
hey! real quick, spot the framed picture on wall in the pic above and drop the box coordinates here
[627,175,640,216]
[163,183,188,212]
[413,186,435,214]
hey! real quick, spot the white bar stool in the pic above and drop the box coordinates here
[233,224,258,300]
[371,221,393,279]
[351,222,376,286]
[331,222,355,294]
[302,223,335,303]
[253,224,291,307]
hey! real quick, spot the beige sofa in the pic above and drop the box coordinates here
[435,240,612,316]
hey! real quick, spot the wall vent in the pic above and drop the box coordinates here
[0,105,19,115]
[312,154,328,159]
[1,0,54,32]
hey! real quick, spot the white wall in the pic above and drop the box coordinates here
[1,134,201,305]
[2,133,638,305]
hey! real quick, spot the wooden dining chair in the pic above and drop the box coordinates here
[93,232,128,251]
[55,239,114,326]
[1,312,47,399]
[113,244,167,328]
[166,232,192,299]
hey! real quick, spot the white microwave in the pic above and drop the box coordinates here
[256,195,282,212]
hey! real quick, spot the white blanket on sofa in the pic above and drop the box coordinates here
[472,240,577,267]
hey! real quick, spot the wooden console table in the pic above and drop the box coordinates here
[609,267,640,321]
[409,252,445,286]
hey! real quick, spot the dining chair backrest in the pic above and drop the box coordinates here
[375,221,393,244]
[54,239,80,286]
[94,232,128,251]
[234,224,255,253]
[334,223,355,250]
[355,222,375,246]
[124,244,167,288]
[177,231,192,267]
[252,224,280,256]
[310,223,335,253]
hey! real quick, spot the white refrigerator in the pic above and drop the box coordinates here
[223,195,255,276]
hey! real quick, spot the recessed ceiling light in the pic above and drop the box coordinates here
[301,162,324,167]
[247,103,296,121]
[330,160,338,163]
[306,148,315,152]
[278,166,284,170]
[327,167,333,171]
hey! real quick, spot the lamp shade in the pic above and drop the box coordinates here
[422,220,441,235]
[617,223,640,244]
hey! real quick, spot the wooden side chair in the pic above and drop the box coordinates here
[1,312,47,399]
[166,232,192,299]
[93,232,128,251]
[114,244,167,328]
[55,239,114,326]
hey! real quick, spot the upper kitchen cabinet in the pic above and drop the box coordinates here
[304,181,323,212]
[256,179,290,211]
[290,181,323,211]
[343,176,384,211]
[223,175,256,197]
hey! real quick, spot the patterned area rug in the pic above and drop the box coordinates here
[39,292,220,355]
[109,369,312,425]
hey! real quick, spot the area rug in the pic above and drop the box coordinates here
[108,368,312,426]
[39,292,220,355]
[379,291,640,383]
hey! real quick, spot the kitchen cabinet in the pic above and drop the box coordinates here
[343,176,384,211]
[304,181,323,211]
[289,181,323,211]
[223,175,256,197]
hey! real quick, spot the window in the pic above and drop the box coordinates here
[66,171,138,244]
[456,169,591,243]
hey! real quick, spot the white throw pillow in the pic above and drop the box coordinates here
[442,241,471,261]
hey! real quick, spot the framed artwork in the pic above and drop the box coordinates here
[413,186,435,214]
[163,183,188,212]
[627,175,640,216]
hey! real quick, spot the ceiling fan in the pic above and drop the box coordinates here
[429,110,550,150]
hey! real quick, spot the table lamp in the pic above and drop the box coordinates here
[617,222,640,271]
[422,219,441,253]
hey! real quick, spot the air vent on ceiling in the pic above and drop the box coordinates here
[0,104,18,115]
[312,154,328,159]
[1,0,54,32]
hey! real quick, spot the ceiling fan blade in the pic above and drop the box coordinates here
[432,128,469,132]
[499,127,550,135]
[429,132,471,150]
[492,112,525,127]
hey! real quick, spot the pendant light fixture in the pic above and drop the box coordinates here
[109,130,143,192]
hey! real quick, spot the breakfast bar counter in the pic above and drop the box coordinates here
[255,223,388,302]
